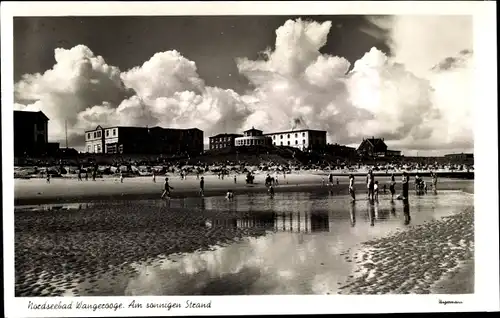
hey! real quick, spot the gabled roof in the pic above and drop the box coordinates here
[357,137,387,152]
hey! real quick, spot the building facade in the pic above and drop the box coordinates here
[209,133,243,150]
[357,137,401,157]
[264,129,327,151]
[84,126,204,155]
[14,110,51,156]
[235,127,272,147]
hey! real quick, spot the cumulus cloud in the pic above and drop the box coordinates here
[14,17,473,155]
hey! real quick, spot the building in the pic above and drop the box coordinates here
[324,143,357,158]
[444,153,474,164]
[357,137,401,157]
[84,125,204,155]
[235,127,272,147]
[264,129,327,151]
[209,133,243,150]
[14,110,52,156]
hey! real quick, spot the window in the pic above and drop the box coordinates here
[287,134,290,138]
[295,133,298,137]
[87,133,90,139]
[303,139,306,145]
[273,136,275,139]
[295,140,298,145]
[113,129,116,136]
[87,146,91,152]
[280,135,283,139]
[280,142,283,146]
[94,132,96,138]
[97,131,101,138]
[106,130,109,137]
[97,145,101,152]
[302,132,305,137]
[288,141,290,146]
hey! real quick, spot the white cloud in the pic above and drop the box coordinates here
[14,17,473,155]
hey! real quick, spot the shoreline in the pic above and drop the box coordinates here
[14,175,473,206]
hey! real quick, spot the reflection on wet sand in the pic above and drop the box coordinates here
[15,191,471,296]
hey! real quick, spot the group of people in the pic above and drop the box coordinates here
[347,170,439,202]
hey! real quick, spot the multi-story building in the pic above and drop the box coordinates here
[264,129,327,151]
[84,125,204,155]
[235,127,272,147]
[14,110,51,156]
[209,133,243,150]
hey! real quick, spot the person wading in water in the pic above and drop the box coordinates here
[348,174,356,201]
[389,174,396,200]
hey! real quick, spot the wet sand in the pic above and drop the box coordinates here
[14,201,268,297]
[338,205,474,294]
[14,174,473,205]
[14,178,474,296]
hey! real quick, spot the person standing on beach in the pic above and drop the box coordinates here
[46,172,51,184]
[374,181,379,201]
[389,174,396,200]
[328,173,334,186]
[77,168,82,181]
[234,174,237,184]
[348,174,356,201]
[161,177,174,199]
[120,172,124,183]
[431,172,438,193]
[401,173,409,200]
[366,170,375,200]
[199,176,205,197]
[152,171,156,183]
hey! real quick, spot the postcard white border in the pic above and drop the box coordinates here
[2,1,499,317]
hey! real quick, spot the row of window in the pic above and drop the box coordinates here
[236,139,267,146]
[210,137,234,143]
[271,132,306,140]
[87,129,118,140]
[272,139,306,146]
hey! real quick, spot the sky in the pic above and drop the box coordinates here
[13,15,473,156]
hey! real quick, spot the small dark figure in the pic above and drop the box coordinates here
[161,177,174,199]
[199,176,205,197]
[226,190,234,200]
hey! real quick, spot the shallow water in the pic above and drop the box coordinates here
[15,190,473,296]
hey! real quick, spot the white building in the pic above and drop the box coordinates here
[235,127,272,147]
[264,129,327,151]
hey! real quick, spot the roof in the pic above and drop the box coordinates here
[264,129,327,136]
[243,126,263,133]
[209,133,244,139]
[357,138,388,152]
[14,110,49,122]
[84,125,203,133]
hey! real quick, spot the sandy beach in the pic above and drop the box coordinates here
[338,205,474,294]
[14,175,474,296]
[14,173,473,205]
